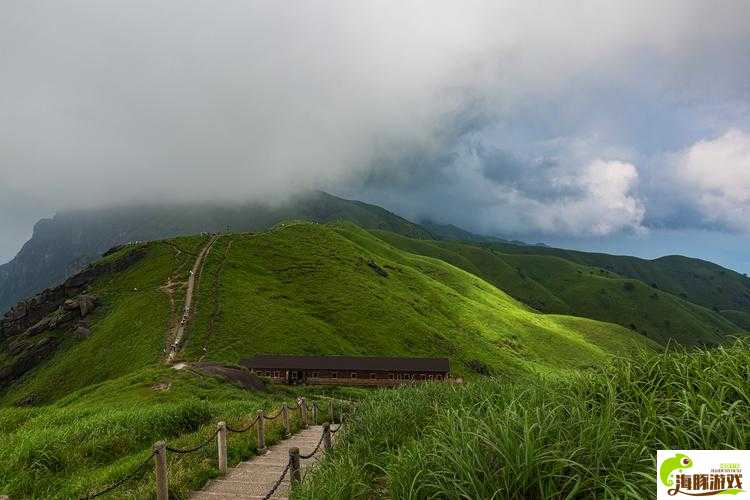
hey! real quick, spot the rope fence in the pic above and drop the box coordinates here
[258,402,353,499]
[81,451,156,499]
[226,414,261,434]
[261,460,291,500]
[299,429,326,459]
[165,428,220,454]
[77,397,353,500]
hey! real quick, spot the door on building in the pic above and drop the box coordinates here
[288,370,304,384]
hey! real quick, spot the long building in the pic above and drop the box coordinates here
[241,355,450,386]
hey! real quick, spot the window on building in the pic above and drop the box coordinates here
[351,372,357,379]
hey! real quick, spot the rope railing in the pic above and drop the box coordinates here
[263,407,283,420]
[299,428,326,459]
[77,397,348,499]
[256,403,354,499]
[258,421,329,499]
[165,427,220,454]
[80,451,156,499]
[261,460,291,500]
[226,414,261,434]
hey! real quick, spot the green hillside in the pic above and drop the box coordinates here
[0,191,432,314]
[1,222,655,407]
[0,221,659,498]
[481,241,750,323]
[372,231,743,345]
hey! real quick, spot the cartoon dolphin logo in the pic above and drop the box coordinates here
[660,453,693,486]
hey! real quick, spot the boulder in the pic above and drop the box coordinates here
[8,302,28,321]
[63,298,79,311]
[27,316,52,335]
[48,308,74,329]
[78,295,97,317]
[74,326,91,339]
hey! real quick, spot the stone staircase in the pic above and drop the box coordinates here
[190,425,327,500]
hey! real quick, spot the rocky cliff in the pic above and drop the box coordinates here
[0,247,146,392]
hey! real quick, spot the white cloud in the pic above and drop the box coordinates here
[676,129,750,231]
[1,0,749,258]
[532,160,646,236]
[490,159,645,237]
[367,152,647,238]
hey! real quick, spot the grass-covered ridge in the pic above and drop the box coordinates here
[480,240,750,327]
[181,222,654,376]
[0,234,209,405]
[2,222,656,407]
[297,340,750,499]
[373,231,743,345]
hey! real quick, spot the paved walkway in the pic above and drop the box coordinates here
[190,425,328,500]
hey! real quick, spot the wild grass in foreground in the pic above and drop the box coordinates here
[0,367,342,499]
[296,341,750,499]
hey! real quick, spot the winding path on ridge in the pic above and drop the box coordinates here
[167,235,218,364]
[191,425,331,500]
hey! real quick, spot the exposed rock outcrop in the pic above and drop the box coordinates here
[0,247,146,389]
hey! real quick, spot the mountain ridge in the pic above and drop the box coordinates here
[0,192,433,313]
[2,192,750,341]
[0,222,655,405]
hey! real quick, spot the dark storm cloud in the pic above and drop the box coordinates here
[2,1,750,262]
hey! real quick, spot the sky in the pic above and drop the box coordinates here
[1,1,750,271]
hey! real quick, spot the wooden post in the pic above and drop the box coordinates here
[323,422,332,452]
[217,421,227,475]
[289,447,301,485]
[257,410,267,454]
[282,403,290,437]
[153,441,168,500]
[300,397,308,429]
[312,401,318,425]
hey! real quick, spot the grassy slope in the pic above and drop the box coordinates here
[182,222,654,377]
[373,231,742,345]
[482,241,750,322]
[0,235,208,405]
[0,364,344,499]
[3,222,655,406]
[0,191,432,314]
[0,221,657,498]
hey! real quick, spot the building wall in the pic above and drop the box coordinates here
[250,368,448,386]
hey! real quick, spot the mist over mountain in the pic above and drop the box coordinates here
[3,1,750,274]
[0,192,434,313]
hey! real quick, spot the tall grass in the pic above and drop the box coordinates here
[0,394,339,499]
[296,341,750,499]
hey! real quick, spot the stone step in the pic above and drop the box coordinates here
[190,425,330,500]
